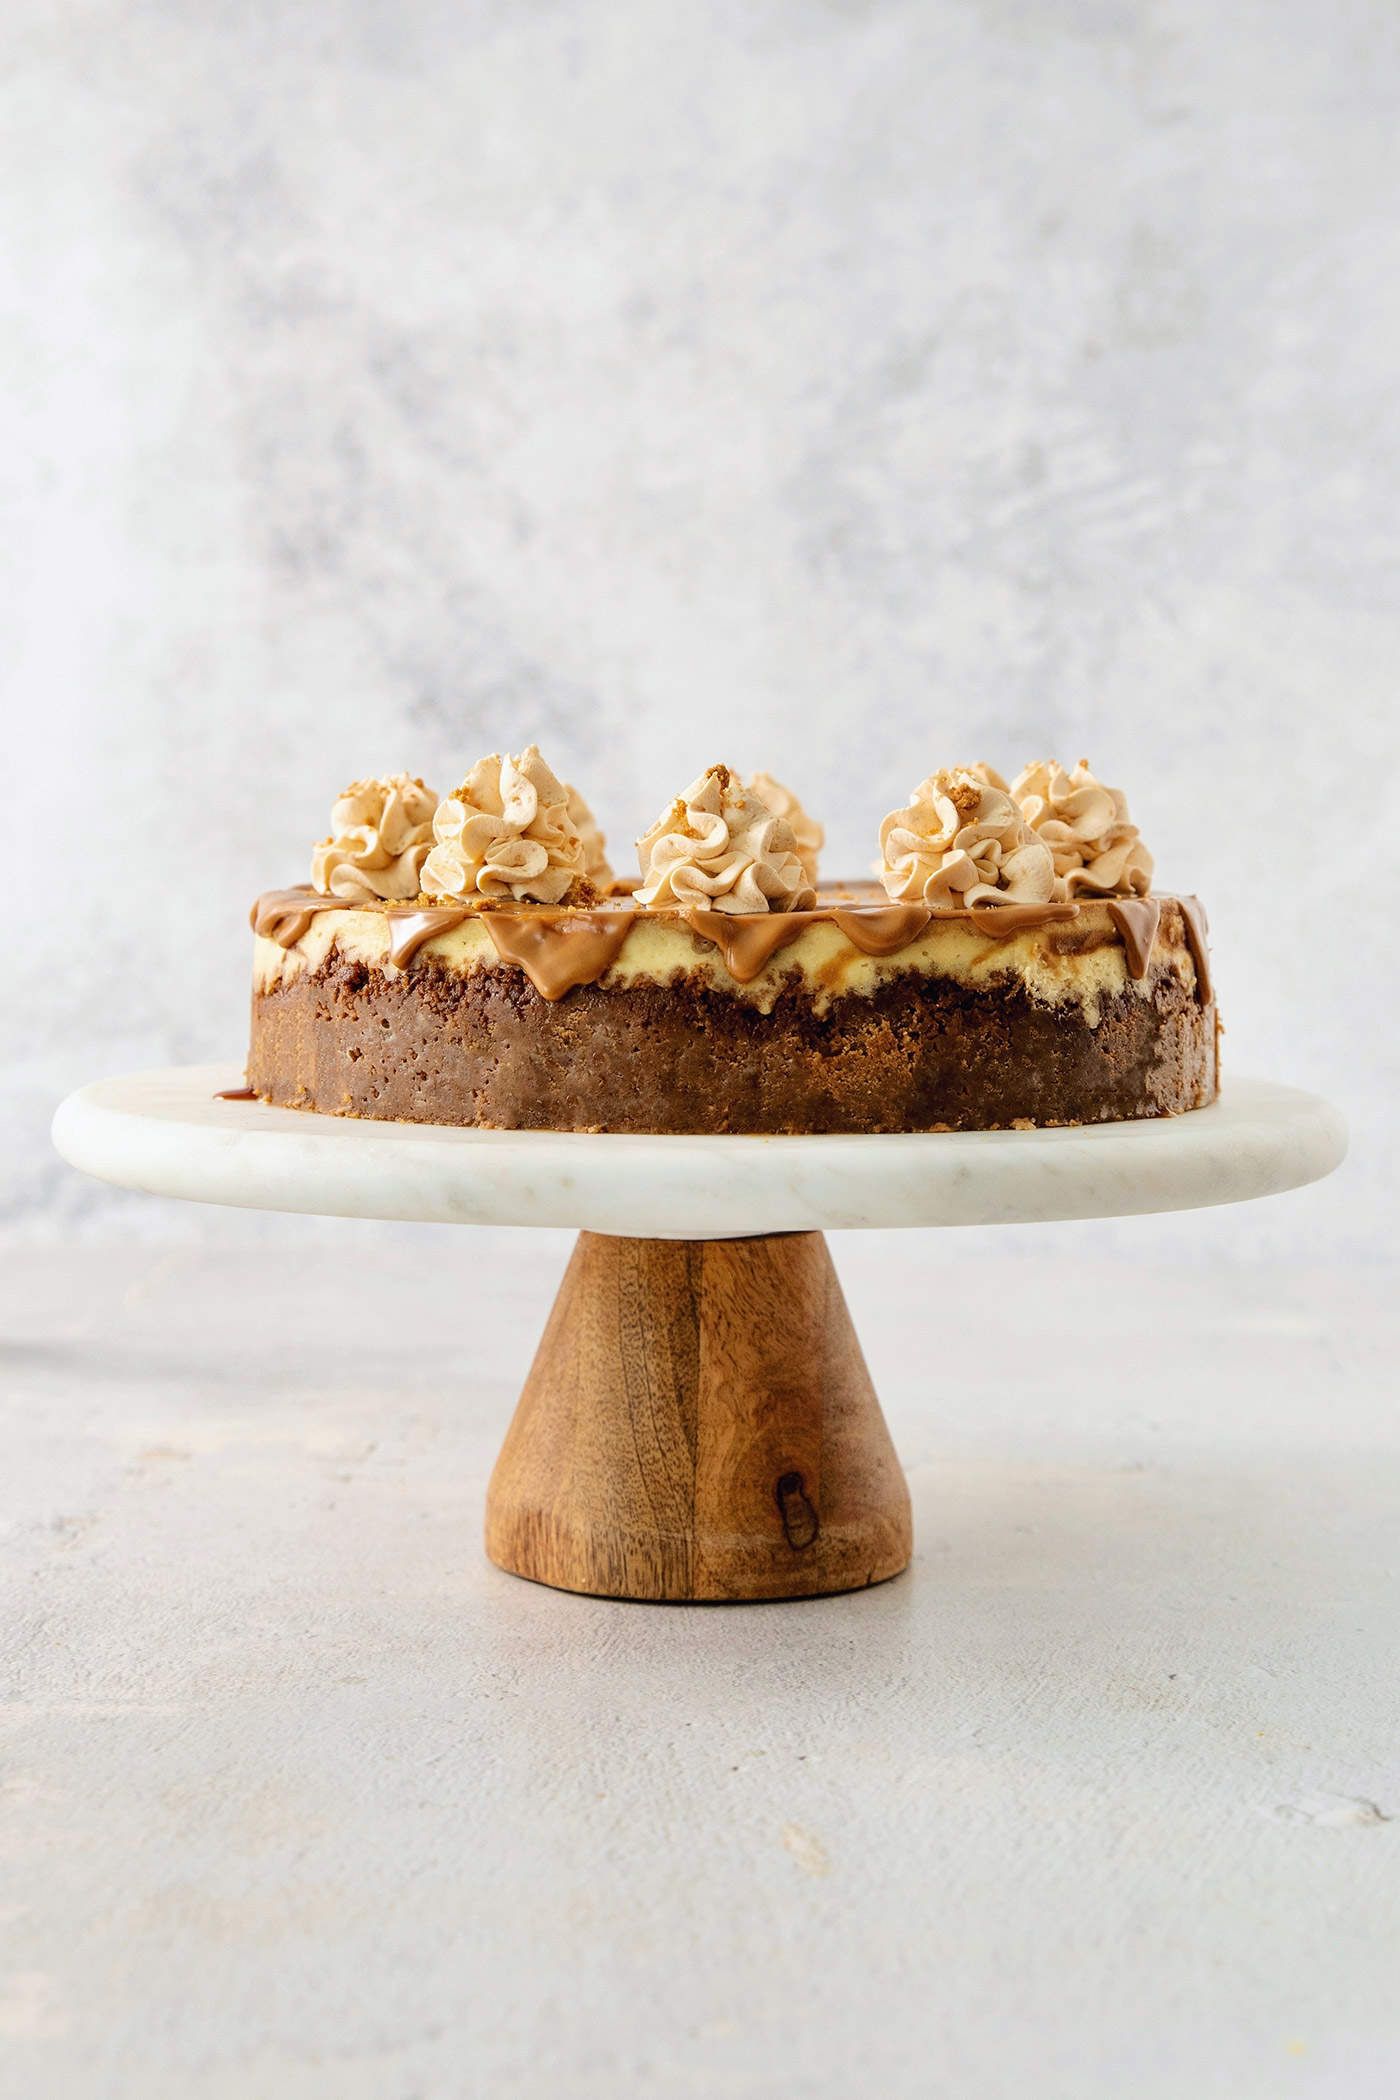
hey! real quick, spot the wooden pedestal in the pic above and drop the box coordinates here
[484,1229,912,1601]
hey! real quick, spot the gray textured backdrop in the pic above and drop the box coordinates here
[4,0,1395,1251]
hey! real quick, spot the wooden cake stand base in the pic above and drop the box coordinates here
[486,1229,911,1601]
[52,1068,1347,1604]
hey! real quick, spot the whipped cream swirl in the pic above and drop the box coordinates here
[565,781,615,890]
[1012,759,1154,897]
[636,765,816,913]
[747,771,823,886]
[420,745,588,905]
[879,767,1056,909]
[311,774,438,902]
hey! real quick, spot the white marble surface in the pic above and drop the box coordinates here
[51,1066,1346,1238]
[2,1236,1398,2098]
[4,0,1399,1257]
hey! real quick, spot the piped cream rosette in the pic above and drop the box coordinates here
[636,765,816,913]
[879,766,1056,910]
[311,774,438,902]
[1011,759,1154,898]
[421,745,590,906]
[746,771,823,887]
[564,781,614,890]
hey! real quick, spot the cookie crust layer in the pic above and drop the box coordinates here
[247,926,1218,1133]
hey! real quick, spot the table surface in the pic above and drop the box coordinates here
[2,1232,1396,2099]
[51,1066,1347,1237]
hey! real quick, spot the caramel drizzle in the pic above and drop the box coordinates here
[831,904,934,955]
[252,887,357,948]
[385,908,474,968]
[1177,895,1213,1006]
[213,1085,258,1100]
[1106,897,1162,980]
[483,910,638,1001]
[683,910,810,983]
[961,899,1080,935]
[680,899,1083,981]
[248,886,1208,1001]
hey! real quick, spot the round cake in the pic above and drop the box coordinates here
[241,751,1218,1134]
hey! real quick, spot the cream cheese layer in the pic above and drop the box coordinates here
[252,892,1206,1022]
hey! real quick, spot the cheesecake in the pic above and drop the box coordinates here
[243,751,1217,1133]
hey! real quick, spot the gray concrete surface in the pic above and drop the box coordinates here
[2,1236,1397,2097]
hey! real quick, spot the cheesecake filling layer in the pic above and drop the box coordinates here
[251,889,1208,1025]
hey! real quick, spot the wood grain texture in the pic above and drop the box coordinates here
[485,1230,912,1600]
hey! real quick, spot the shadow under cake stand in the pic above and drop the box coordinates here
[53,1068,1346,1604]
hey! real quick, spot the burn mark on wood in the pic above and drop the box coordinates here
[776,1469,820,1550]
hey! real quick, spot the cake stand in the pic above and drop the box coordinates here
[52,1067,1346,1604]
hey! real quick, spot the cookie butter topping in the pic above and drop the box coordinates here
[879,767,1056,909]
[1012,759,1154,897]
[635,764,816,913]
[565,781,615,889]
[747,771,824,885]
[421,745,588,906]
[311,774,438,901]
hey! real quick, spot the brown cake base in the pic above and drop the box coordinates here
[248,942,1217,1134]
